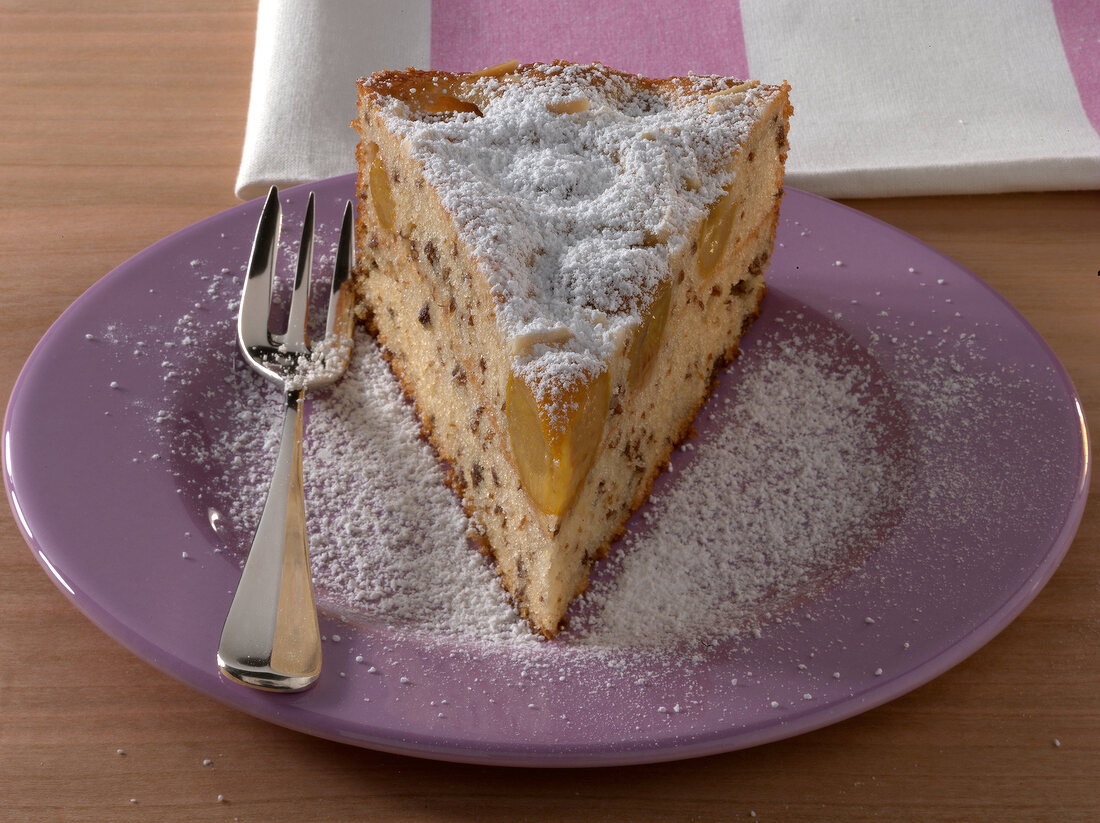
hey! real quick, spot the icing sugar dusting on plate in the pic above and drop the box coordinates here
[300,331,537,643]
[569,322,913,649]
[151,253,913,652]
[116,206,1067,672]
[301,315,910,651]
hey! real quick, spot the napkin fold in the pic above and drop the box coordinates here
[236,0,1100,200]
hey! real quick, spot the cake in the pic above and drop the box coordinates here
[351,60,791,636]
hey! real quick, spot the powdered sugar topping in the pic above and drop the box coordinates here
[369,62,781,384]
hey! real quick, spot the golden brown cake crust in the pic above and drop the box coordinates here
[358,60,768,110]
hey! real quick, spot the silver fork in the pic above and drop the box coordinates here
[217,186,355,692]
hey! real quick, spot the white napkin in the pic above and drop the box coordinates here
[235,0,1100,200]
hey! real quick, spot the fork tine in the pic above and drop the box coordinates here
[326,200,356,341]
[284,191,315,352]
[238,186,281,352]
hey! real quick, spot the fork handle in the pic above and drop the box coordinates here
[217,389,322,691]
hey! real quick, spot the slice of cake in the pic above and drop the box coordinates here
[352,61,791,636]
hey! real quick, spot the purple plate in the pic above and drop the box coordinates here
[3,177,1089,767]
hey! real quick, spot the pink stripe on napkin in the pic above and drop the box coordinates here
[431,0,748,80]
[1053,0,1100,136]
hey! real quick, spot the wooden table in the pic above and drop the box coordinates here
[2,5,1097,821]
